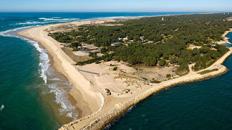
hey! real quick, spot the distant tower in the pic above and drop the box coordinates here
[162,17,164,21]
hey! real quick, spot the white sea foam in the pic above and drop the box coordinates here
[0,26,33,37]
[0,27,49,83]
[0,26,48,83]
[0,26,49,84]
[48,83,77,118]
[39,17,80,22]
[0,27,77,118]
[31,41,49,83]
[14,17,80,26]
[22,37,77,118]
[0,104,4,111]
[16,21,49,25]
[25,38,77,118]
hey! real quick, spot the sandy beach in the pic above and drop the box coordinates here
[18,19,232,130]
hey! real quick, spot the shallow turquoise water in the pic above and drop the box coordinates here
[109,34,232,130]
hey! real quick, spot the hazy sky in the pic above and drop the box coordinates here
[0,0,231,12]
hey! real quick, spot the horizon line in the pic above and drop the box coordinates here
[0,11,230,13]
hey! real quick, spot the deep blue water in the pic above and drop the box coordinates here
[0,12,196,130]
[227,32,232,43]
[109,33,232,130]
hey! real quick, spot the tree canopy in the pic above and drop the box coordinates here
[50,13,232,73]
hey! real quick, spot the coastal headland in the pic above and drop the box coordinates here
[18,16,232,130]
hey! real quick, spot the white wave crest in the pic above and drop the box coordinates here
[48,83,77,118]
[0,104,4,111]
[20,37,76,118]
[0,26,33,37]
[19,37,49,83]
[32,42,49,83]
[16,21,48,25]
[0,26,48,83]
[21,37,77,118]
[0,26,77,118]
[39,17,80,22]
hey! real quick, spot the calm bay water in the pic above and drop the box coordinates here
[109,33,232,130]
[0,12,197,130]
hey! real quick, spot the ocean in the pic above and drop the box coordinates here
[0,12,196,130]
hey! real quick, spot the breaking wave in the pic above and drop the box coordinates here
[0,26,33,37]
[39,17,80,22]
[22,37,77,118]
[16,21,49,25]
[48,83,76,118]
[0,27,77,118]
[23,37,77,118]
[29,40,49,83]
[12,17,80,27]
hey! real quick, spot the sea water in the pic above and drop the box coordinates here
[0,12,195,130]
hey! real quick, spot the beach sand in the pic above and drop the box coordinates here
[18,21,108,117]
[18,19,232,130]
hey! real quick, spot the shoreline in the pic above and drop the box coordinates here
[17,17,232,130]
[17,23,104,117]
[19,34,79,124]
[218,28,232,44]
